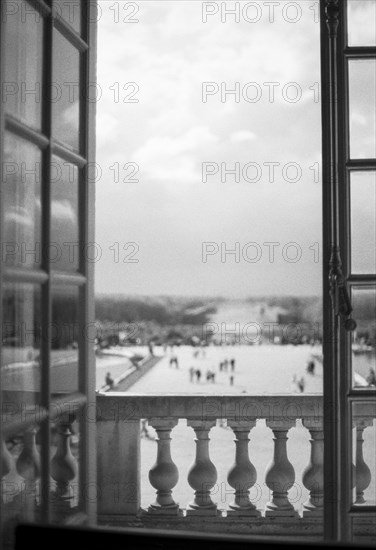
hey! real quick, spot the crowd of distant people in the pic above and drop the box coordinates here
[104,340,375,395]
[164,343,375,392]
[186,352,236,386]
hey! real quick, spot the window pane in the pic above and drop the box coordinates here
[51,286,80,395]
[52,30,80,150]
[50,156,79,272]
[1,284,41,404]
[347,0,376,47]
[50,414,81,518]
[352,401,376,506]
[54,0,82,34]
[1,426,42,548]
[350,171,376,274]
[2,133,42,269]
[351,288,376,389]
[349,60,376,159]
[3,0,43,128]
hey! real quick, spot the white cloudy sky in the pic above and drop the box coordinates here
[95,1,324,297]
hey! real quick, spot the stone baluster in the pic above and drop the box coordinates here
[2,438,13,478]
[354,417,373,504]
[302,419,324,516]
[187,420,218,515]
[227,421,261,517]
[265,420,298,517]
[148,418,180,515]
[51,418,78,501]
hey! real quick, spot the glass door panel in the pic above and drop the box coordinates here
[351,288,376,389]
[350,171,376,275]
[347,0,376,47]
[50,156,80,272]
[50,413,81,521]
[51,286,80,396]
[351,401,376,506]
[54,0,82,35]
[3,133,42,269]
[3,0,43,129]
[1,283,42,404]
[348,60,376,160]
[1,424,42,547]
[52,30,81,151]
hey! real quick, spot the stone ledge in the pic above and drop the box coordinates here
[96,393,324,422]
[98,513,376,543]
[98,513,324,539]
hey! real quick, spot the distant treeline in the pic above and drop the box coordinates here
[95,295,216,326]
[255,294,375,324]
[95,294,375,346]
[265,294,375,344]
[266,296,323,326]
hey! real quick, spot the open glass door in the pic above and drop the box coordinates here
[344,0,376,542]
[322,0,376,543]
[0,1,97,546]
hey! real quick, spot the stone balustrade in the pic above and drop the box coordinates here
[95,394,374,537]
[1,394,374,539]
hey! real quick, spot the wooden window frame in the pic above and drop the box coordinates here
[1,0,375,545]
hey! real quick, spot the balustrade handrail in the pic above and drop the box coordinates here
[96,393,325,424]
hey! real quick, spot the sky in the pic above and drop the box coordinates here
[93,0,373,298]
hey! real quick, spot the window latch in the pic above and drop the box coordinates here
[329,246,357,332]
[337,279,357,331]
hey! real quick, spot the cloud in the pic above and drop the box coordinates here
[95,1,323,297]
[96,111,120,145]
[133,125,219,182]
[351,112,368,127]
[230,130,257,143]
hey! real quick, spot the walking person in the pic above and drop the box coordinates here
[229,375,234,386]
[230,358,235,372]
[298,376,305,393]
[105,372,114,389]
[291,374,298,393]
[196,368,202,383]
[306,360,315,375]
[366,367,376,387]
[189,366,195,383]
